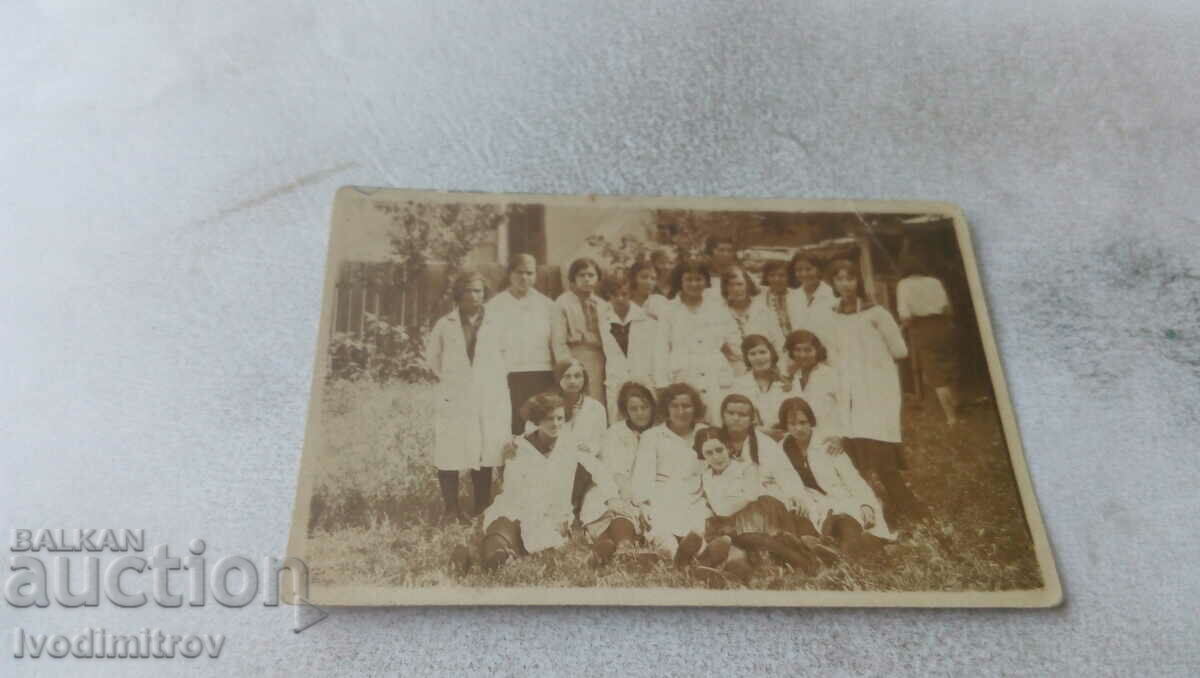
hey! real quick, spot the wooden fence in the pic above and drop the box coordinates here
[330,260,563,338]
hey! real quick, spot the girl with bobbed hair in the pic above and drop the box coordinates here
[426,270,511,523]
[627,258,672,321]
[655,260,740,422]
[760,260,797,354]
[579,381,657,567]
[782,329,845,436]
[458,391,619,573]
[552,257,610,411]
[630,382,713,555]
[689,426,829,576]
[777,397,894,558]
[728,334,789,435]
[827,258,927,528]
[719,267,784,381]
[598,268,659,417]
[785,251,838,350]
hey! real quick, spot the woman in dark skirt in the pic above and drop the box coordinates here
[487,253,559,435]
[689,428,828,576]
[896,253,961,426]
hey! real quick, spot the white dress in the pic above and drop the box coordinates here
[701,457,764,518]
[579,420,645,534]
[786,281,838,349]
[828,302,908,443]
[599,302,658,417]
[484,431,617,553]
[655,298,739,423]
[426,308,512,470]
[722,296,786,379]
[790,362,846,437]
[631,423,712,549]
[783,430,894,540]
[729,371,790,431]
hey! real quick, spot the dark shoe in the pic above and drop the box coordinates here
[674,533,704,569]
[696,536,731,568]
[589,538,617,568]
[450,544,474,575]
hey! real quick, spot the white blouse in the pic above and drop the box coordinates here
[487,288,557,373]
[484,432,617,553]
[896,275,951,321]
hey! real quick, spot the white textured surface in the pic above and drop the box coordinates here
[2,1,1199,675]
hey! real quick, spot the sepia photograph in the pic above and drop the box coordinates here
[286,189,1060,607]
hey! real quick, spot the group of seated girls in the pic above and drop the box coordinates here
[450,361,895,582]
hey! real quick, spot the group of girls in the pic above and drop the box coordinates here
[431,241,958,580]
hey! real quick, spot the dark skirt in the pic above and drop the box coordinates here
[707,496,819,539]
[908,314,958,388]
[845,437,907,473]
[506,371,557,434]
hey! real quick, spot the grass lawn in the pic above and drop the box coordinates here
[302,379,1042,592]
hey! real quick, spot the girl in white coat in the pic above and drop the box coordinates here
[477,392,618,571]
[719,268,784,380]
[782,329,846,437]
[631,382,712,557]
[786,252,837,351]
[599,269,658,417]
[426,272,512,522]
[728,334,790,436]
[654,261,739,422]
[827,258,926,528]
[580,382,657,566]
[777,397,895,559]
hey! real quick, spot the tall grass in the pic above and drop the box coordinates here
[305,380,1042,591]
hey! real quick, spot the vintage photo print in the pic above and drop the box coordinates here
[286,189,1061,607]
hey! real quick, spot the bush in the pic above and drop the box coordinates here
[327,313,435,385]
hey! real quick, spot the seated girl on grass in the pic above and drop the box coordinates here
[451,392,619,573]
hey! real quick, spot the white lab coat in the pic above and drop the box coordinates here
[484,431,617,553]
[599,302,658,417]
[783,430,894,540]
[426,308,512,470]
[828,302,908,443]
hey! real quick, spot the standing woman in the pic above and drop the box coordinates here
[631,383,712,556]
[580,382,657,566]
[703,235,740,304]
[488,253,558,436]
[426,271,512,522]
[728,334,790,436]
[655,260,738,422]
[599,269,658,417]
[896,254,961,426]
[783,329,846,437]
[650,249,677,300]
[552,257,610,412]
[827,258,925,528]
[760,260,795,360]
[787,252,837,348]
[473,392,619,571]
[719,267,784,380]
[628,258,672,321]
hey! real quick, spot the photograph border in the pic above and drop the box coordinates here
[286,188,1063,608]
